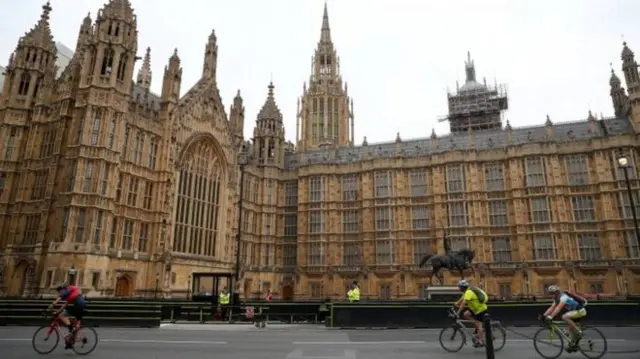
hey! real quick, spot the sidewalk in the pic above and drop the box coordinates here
[159,322,317,331]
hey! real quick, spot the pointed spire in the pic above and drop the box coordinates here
[320,2,332,43]
[545,114,552,126]
[165,48,181,76]
[505,120,512,131]
[622,41,634,61]
[430,128,437,139]
[137,47,152,89]
[21,1,55,52]
[202,30,218,79]
[169,48,180,65]
[257,82,283,122]
[610,63,621,86]
[464,51,476,83]
[83,12,92,25]
[395,132,401,143]
[100,0,135,22]
[587,110,596,121]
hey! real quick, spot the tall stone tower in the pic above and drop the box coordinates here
[296,3,354,151]
[253,82,285,167]
[0,1,58,295]
[620,42,640,131]
[61,0,138,265]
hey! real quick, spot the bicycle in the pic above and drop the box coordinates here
[532,317,607,359]
[438,308,507,353]
[32,309,99,355]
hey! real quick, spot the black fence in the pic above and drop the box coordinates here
[0,298,328,327]
[2,297,639,329]
[328,300,640,328]
[0,299,162,327]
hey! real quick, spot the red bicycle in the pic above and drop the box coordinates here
[32,309,98,355]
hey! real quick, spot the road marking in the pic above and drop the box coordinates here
[293,341,426,345]
[101,339,227,344]
[0,338,226,345]
[293,339,627,345]
[286,348,357,359]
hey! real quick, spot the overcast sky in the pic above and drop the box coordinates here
[0,0,637,144]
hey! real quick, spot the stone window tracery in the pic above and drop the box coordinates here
[173,140,224,257]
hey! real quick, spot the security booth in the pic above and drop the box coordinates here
[191,272,233,304]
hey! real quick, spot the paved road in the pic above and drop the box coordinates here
[0,324,638,359]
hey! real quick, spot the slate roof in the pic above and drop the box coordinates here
[283,117,634,169]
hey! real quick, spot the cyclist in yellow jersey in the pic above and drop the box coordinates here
[454,280,489,347]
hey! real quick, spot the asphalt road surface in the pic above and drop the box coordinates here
[0,324,639,359]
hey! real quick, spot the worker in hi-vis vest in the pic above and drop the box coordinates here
[218,286,230,321]
[347,281,360,302]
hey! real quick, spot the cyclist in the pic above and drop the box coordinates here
[454,279,489,347]
[47,283,86,349]
[542,285,587,352]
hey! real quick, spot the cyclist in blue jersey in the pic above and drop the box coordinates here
[542,285,587,352]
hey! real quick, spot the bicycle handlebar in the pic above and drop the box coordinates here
[447,308,459,319]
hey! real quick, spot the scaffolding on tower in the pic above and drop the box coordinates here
[439,81,509,133]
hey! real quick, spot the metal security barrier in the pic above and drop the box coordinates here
[0,299,162,328]
[328,300,640,329]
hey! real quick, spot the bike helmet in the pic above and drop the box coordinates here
[547,285,560,294]
[457,280,470,288]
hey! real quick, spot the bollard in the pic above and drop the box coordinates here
[483,313,495,359]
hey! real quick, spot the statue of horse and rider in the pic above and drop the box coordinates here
[418,236,475,285]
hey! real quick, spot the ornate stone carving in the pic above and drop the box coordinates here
[478,263,488,277]
[613,260,624,274]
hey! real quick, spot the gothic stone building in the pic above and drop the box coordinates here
[1,2,640,300]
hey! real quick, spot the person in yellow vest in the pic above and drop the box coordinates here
[347,281,360,302]
[218,286,230,321]
[455,280,489,347]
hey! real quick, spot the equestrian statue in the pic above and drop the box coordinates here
[418,236,475,285]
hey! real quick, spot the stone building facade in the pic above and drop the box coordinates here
[1,2,639,300]
[0,1,243,298]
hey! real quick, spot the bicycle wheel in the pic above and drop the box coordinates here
[32,325,60,355]
[533,327,564,359]
[577,327,607,359]
[71,326,99,355]
[438,325,466,353]
[491,324,507,352]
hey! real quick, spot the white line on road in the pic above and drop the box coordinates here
[293,341,427,345]
[0,338,227,345]
[292,339,627,345]
[101,339,228,344]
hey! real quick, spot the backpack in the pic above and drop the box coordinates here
[566,292,587,307]
[470,286,488,304]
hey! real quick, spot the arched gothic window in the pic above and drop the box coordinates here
[173,139,224,257]
[101,48,115,76]
[18,73,30,96]
[116,54,127,81]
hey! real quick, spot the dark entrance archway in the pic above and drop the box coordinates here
[282,284,294,300]
[115,274,133,297]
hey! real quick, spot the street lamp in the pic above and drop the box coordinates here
[233,148,249,313]
[68,265,77,286]
[616,153,640,245]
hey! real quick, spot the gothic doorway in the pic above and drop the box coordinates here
[115,274,133,297]
[282,285,294,300]
[11,261,33,296]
